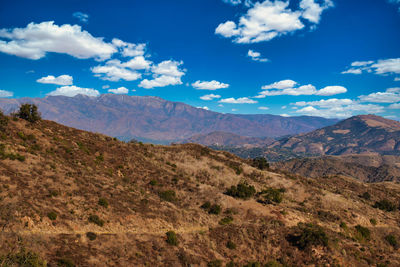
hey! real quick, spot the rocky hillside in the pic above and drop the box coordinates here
[1,114,400,266]
[182,131,274,147]
[270,115,400,156]
[0,94,337,142]
[273,155,400,183]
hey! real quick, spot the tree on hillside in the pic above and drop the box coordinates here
[16,104,41,123]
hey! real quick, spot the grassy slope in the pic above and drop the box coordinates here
[1,117,400,266]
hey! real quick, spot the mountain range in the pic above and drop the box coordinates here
[0,94,337,143]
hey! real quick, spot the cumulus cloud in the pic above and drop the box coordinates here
[200,94,221,100]
[388,103,400,109]
[216,0,332,44]
[108,86,129,94]
[292,98,384,118]
[256,79,347,97]
[300,0,334,24]
[37,74,73,85]
[47,85,100,97]
[92,65,141,81]
[258,106,269,110]
[247,50,268,62]
[359,88,400,103]
[112,38,146,57]
[192,80,229,90]
[0,90,13,98]
[222,0,242,5]
[139,60,185,89]
[73,12,89,23]
[219,97,257,104]
[102,85,110,89]
[0,21,116,60]
[342,58,400,76]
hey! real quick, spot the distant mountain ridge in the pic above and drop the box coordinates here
[269,114,400,156]
[0,94,338,142]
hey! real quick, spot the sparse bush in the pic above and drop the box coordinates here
[207,259,222,267]
[265,261,283,267]
[57,257,75,267]
[288,223,328,250]
[373,199,396,212]
[98,198,109,208]
[243,262,261,267]
[15,103,41,123]
[149,179,158,186]
[88,214,104,227]
[355,225,370,241]
[159,190,176,202]
[219,216,233,225]
[360,192,371,200]
[208,204,221,215]
[166,231,178,245]
[258,187,284,204]
[340,222,348,230]
[251,157,269,170]
[226,240,236,249]
[385,234,398,248]
[86,232,97,241]
[370,218,377,226]
[200,201,211,210]
[225,182,256,200]
[47,211,57,220]
[0,110,8,131]
[0,248,47,267]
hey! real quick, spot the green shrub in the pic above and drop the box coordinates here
[251,157,269,170]
[16,104,41,123]
[159,190,176,202]
[200,201,211,210]
[370,218,377,226]
[219,216,233,225]
[149,179,158,186]
[0,248,47,267]
[225,182,256,199]
[265,261,283,267]
[47,211,57,221]
[243,262,261,267]
[207,259,222,267]
[385,234,397,248]
[86,232,97,241]
[258,187,284,204]
[226,240,236,249]
[208,204,221,215]
[288,223,328,250]
[340,222,348,230]
[98,198,109,208]
[360,192,371,200]
[166,231,178,246]
[0,110,8,131]
[57,258,75,267]
[88,214,104,227]
[373,199,396,212]
[355,225,370,241]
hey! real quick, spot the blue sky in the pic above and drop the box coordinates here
[0,0,400,119]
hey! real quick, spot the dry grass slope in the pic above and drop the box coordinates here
[0,115,400,266]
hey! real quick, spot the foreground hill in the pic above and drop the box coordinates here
[1,114,400,266]
[182,131,275,147]
[269,115,400,156]
[0,94,337,142]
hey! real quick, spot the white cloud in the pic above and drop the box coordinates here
[37,74,73,85]
[47,85,100,97]
[198,106,210,110]
[257,79,347,97]
[112,38,146,57]
[293,98,384,118]
[342,58,400,76]
[258,106,269,110]
[280,113,290,117]
[200,94,221,100]
[395,77,400,81]
[316,86,347,96]
[300,0,333,24]
[102,85,110,89]
[222,0,242,5]
[139,60,185,89]
[0,21,116,60]
[216,0,331,44]
[108,86,129,94]
[92,65,141,81]
[216,1,304,43]
[359,88,400,103]
[247,49,268,62]
[0,90,13,98]
[72,12,89,23]
[389,103,400,109]
[192,80,229,90]
[231,108,238,111]
[219,97,257,104]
